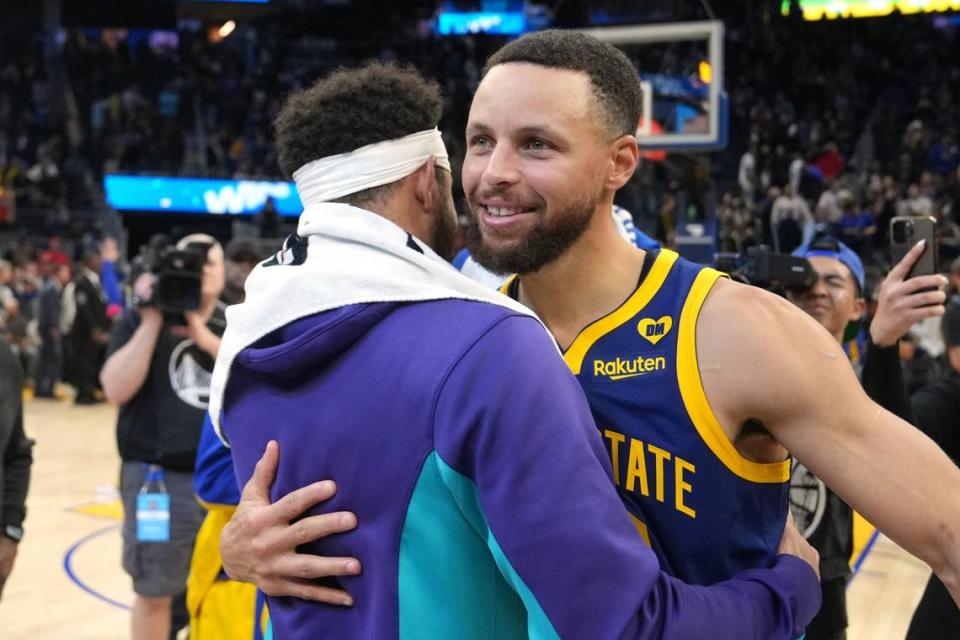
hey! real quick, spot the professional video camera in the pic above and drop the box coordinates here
[129,234,211,315]
[715,245,818,296]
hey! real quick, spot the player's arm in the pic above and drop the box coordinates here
[432,314,820,640]
[699,280,960,604]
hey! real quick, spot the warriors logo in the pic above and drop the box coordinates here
[789,458,826,538]
[168,339,214,409]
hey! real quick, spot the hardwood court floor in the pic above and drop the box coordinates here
[0,397,934,639]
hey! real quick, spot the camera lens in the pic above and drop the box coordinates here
[892,221,913,243]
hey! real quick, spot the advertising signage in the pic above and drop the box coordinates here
[104,175,302,217]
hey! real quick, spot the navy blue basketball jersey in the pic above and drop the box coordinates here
[502,249,791,585]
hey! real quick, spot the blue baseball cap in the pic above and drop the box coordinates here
[792,238,866,295]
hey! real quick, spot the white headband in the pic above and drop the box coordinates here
[293,128,451,207]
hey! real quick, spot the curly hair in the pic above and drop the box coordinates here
[275,62,443,206]
[482,30,642,138]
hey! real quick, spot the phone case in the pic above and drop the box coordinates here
[890,216,938,279]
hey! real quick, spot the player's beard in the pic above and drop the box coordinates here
[465,191,599,275]
[429,198,458,262]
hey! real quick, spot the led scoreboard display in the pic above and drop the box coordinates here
[783,0,960,20]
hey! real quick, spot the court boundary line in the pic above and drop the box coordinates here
[848,528,881,585]
[62,522,132,611]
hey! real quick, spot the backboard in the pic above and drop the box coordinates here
[577,20,728,153]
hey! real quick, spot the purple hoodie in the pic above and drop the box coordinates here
[222,298,819,639]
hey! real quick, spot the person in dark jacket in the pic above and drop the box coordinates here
[0,339,33,599]
[34,263,71,398]
[68,251,109,405]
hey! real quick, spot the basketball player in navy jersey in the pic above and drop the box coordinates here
[218,30,960,611]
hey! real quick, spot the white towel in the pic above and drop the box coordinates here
[209,202,543,442]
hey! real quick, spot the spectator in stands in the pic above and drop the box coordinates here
[5,233,34,268]
[0,260,14,328]
[813,141,844,182]
[2,299,35,381]
[948,166,960,215]
[40,236,70,268]
[816,183,844,227]
[65,250,108,405]
[898,183,934,218]
[836,191,877,257]
[738,138,759,206]
[10,264,39,320]
[903,120,931,182]
[937,203,960,264]
[255,197,280,239]
[34,263,71,399]
[99,236,125,320]
[716,191,755,253]
[771,184,815,252]
[899,330,941,396]
[655,192,677,247]
[788,150,805,195]
[25,144,65,213]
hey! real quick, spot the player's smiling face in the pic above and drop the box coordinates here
[462,63,612,275]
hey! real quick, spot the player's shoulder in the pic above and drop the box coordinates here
[408,298,541,349]
[453,301,548,354]
[698,278,835,354]
[704,278,796,323]
[694,279,855,430]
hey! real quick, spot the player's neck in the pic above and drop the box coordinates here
[518,212,646,350]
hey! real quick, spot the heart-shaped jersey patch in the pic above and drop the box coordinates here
[637,316,673,345]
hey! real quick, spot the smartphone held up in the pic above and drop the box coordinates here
[891,216,938,279]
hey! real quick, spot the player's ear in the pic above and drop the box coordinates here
[606,134,639,191]
[414,155,439,213]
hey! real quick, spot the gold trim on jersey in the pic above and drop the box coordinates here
[676,269,791,484]
[497,251,679,375]
[563,250,679,375]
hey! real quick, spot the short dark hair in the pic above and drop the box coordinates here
[274,62,443,207]
[482,30,642,137]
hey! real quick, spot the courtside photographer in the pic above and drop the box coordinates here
[99,233,225,640]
